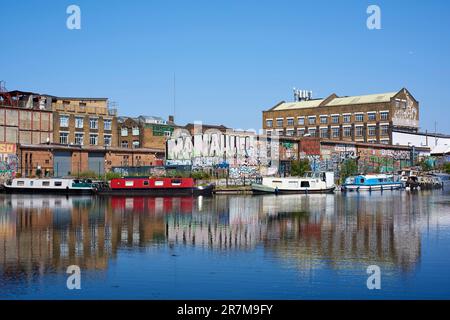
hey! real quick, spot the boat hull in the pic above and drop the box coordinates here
[3,186,94,195]
[96,185,214,197]
[252,183,336,194]
[341,183,403,192]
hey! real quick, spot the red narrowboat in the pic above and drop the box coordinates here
[96,177,214,196]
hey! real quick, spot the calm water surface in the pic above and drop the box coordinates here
[1,190,450,299]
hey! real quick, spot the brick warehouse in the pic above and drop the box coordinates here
[17,144,165,177]
[263,88,419,145]
[52,96,118,148]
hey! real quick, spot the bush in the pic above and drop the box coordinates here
[77,171,99,179]
[191,171,211,180]
[105,172,122,180]
[444,163,450,174]
[340,159,358,183]
[290,159,310,177]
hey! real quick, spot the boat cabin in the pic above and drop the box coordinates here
[110,177,195,190]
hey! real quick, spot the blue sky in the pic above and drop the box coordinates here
[1,0,449,132]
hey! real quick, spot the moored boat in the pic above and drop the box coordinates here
[95,177,214,196]
[251,172,336,194]
[341,174,403,192]
[3,178,95,194]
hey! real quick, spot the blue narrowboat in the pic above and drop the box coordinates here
[341,174,404,192]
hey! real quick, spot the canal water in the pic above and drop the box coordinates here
[0,190,449,299]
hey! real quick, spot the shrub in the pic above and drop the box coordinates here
[290,159,310,177]
[444,163,450,174]
[105,172,122,180]
[340,159,358,183]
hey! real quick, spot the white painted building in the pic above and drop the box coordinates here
[392,130,450,149]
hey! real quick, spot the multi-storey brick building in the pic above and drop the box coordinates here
[118,115,174,151]
[52,97,118,148]
[262,88,419,145]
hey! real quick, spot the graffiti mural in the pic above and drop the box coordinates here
[0,143,18,181]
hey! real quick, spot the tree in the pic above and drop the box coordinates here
[340,159,358,183]
[290,159,310,177]
[444,163,450,174]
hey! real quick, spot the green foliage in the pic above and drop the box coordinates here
[164,170,191,178]
[105,172,123,181]
[419,159,432,172]
[444,163,450,174]
[290,159,310,177]
[340,159,358,183]
[77,171,99,178]
[190,171,211,180]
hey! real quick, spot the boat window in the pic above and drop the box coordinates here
[54,181,63,187]
[125,181,134,187]
[17,180,25,186]
[73,180,80,184]
[30,181,33,186]
[143,180,149,186]
[155,180,164,186]
[42,181,50,186]
[171,179,182,185]
[301,181,310,188]
[360,178,365,184]
[272,180,282,184]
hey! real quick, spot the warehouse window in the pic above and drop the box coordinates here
[343,127,352,137]
[104,135,112,146]
[380,112,389,120]
[332,127,340,138]
[104,119,112,131]
[60,132,69,144]
[132,126,140,136]
[121,141,129,148]
[75,117,83,128]
[355,126,364,137]
[276,118,283,127]
[60,116,69,127]
[90,134,98,145]
[381,125,389,136]
[355,114,364,122]
[75,133,84,145]
[367,112,377,121]
[343,114,351,123]
[287,118,294,126]
[298,117,305,125]
[368,126,377,136]
[331,115,339,124]
[132,140,140,148]
[89,118,98,129]
[320,116,328,124]
[266,119,273,127]
[308,116,316,125]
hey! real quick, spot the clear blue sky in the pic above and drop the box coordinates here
[1,0,449,133]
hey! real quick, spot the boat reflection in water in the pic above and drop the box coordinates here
[0,191,449,298]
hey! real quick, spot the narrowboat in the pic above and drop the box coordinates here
[251,172,336,194]
[341,174,404,192]
[3,178,95,194]
[95,177,214,196]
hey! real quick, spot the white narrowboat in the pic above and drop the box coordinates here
[251,172,336,194]
[3,178,95,194]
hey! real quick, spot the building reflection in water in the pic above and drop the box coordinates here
[1,191,442,282]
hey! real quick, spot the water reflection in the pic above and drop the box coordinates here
[1,192,449,288]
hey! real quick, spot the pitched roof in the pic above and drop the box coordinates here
[270,91,399,111]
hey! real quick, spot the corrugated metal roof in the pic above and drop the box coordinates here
[272,91,398,111]
[326,92,397,106]
[431,145,450,155]
[273,99,325,110]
